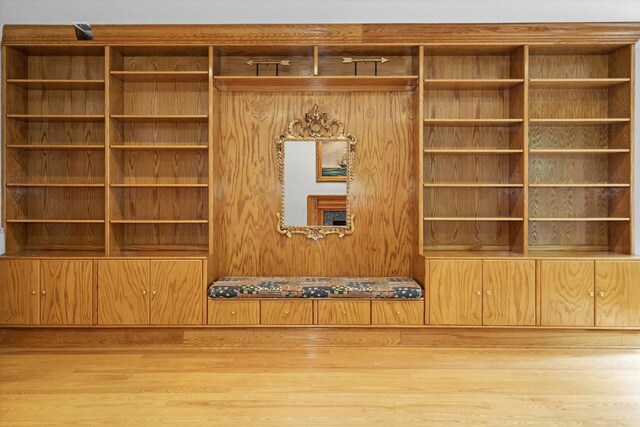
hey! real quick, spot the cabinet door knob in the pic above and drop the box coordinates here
[475,290,481,296]
[31,290,37,295]
[396,311,401,315]
[589,291,595,297]
[599,291,605,298]
[486,290,492,296]
[231,311,236,315]
[284,311,289,315]
[142,290,147,295]
[41,290,46,295]
[152,291,157,296]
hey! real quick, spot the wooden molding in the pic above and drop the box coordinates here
[3,23,640,45]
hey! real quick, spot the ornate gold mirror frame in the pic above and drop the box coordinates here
[276,105,356,240]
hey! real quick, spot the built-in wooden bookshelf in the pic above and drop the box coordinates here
[1,37,635,258]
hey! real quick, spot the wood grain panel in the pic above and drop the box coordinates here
[595,261,640,327]
[424,53,513,79]
[529,125,611,149]
[150,260,202,325]
[482,260,535,326]
[111,150,207,185]
[260,300,313,325]
[429,260,482,325]
[0,260,39,325]
[540,261,594,327]
[97,260,149,325]
[111,187,206,221]
[530,88,611,119]
[216,92,414,276]
[371,300,424,325]
[529,54,610,79]
[424,126,511,150]
[40,260,92,325]
[316,300,371,325]
[207,300,260,325]
[425,89,511,119]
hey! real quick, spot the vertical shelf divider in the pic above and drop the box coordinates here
[522,44,530,255]
[417,46,424,255]
[208,46,215,256]
[104,46,111,255]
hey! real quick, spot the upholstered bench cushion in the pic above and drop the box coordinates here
[208,277,423,299]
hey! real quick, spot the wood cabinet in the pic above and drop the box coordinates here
[483,260,536,326]
[98,259,202,325]
[98,260,150,325]
[150,260,202,325]
[595,261,640,327]
[208,300,260,325]
[429,260,482,325]
[261,300,313,325]
[316,301,370,325]
[0,260,40,325]
[540,261,595,327]
[40,260,93,325]
[371,300,424,325]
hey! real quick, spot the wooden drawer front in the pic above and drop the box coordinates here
[261,300,313,325]
[316,300,371,325]
[371,300,424,325]
[208,300,260,325]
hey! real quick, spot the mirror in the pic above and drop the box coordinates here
[276,105,356,240]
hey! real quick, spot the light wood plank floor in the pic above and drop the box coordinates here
[1,346,639,426]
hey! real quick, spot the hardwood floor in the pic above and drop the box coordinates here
[1,345,639,425]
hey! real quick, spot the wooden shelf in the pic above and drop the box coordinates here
[424,183,523,188]
[110,219,208,224]
[424,149,523,154]
[424,217,524,222]
[6,114,105,122]
[424,79,523,89]
[529,183,630,188]
[424,118,523,127]
[5,144,104,150]
[529,118,630,126]
[6,79,105,89]
[6,183,105,187]
[110,145,207,150]
[530,217,630,222]
[214,75,419,92]
[529,149,630,154]
[109,115,208,123]
[6,219,105,224]
[110,71,208,82]
[110,183,208,188]
[529,78,630,89]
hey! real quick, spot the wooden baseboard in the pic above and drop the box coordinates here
[1,327,639,349]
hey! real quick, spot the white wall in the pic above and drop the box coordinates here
[0,0,639,251]
[283,141,346,226]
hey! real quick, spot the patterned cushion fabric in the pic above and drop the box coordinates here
[208,277,423,299]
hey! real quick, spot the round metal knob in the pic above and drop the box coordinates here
[599,291,605,298]
[152,291,157,296]
[31,290,37,295]
[41,290,46,295]
[284,311,289,315]
[396,311,401,315]
[476,290,481,296]
[231,311,236,315]
[142,290,147,295]
[589,291,595,297]
[342,311,347,315]
[486,290,492,296]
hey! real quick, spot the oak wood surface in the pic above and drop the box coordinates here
[39,260,93,325]
[595,261,640,327]
[260,300,313,325]
[316,300,371,325]
[97,260,149,325]
[0,260,39,325]
[539,261,595,327]
[207,300,260,325]
[429,260,482,325]
[482,260,536,326]
[150,260,203,325]
[371,300,424,325]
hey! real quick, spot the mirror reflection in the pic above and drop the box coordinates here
[276,105,355,239]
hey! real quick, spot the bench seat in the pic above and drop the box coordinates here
[208,277,423,299]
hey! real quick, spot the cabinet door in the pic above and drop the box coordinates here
[483,260,536,326]
[150,260,202,325]
[540,261,594,327]
[595,261,640,327]
[40,260,93,325]
[0,260,40,325]
[429,260,482,325]
[98,260,149,325]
